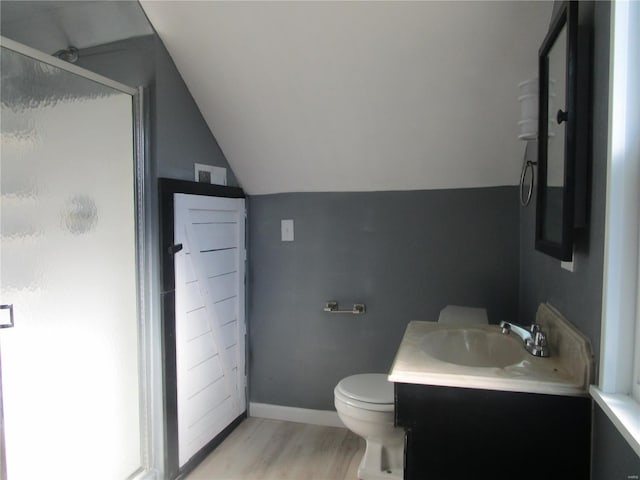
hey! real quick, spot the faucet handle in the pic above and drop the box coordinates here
[525,330,550,357]
[530,323,540,334]
[534,331,548,347]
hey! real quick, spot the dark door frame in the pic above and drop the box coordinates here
[158,178,246,480]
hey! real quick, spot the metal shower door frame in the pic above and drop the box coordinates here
[0,36,160,480]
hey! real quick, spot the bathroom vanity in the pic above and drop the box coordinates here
[389,304,593,480]
[394,383,590,479]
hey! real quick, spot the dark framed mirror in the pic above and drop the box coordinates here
[535,1,587,261]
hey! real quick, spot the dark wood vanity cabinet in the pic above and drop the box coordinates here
[395,382,591,480]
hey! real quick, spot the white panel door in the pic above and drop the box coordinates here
[174,193,246,467]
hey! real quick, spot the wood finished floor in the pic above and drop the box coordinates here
[185,417,364,480]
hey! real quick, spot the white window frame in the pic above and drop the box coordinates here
[590,0,640,458]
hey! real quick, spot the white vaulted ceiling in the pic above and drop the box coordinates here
[140,1,551,195]
[1,1,153,56]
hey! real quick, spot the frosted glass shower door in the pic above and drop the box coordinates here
[0,45,142,479]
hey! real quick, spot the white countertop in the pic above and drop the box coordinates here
[388,320,590,397]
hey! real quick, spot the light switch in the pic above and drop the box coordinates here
[281,219,294,242]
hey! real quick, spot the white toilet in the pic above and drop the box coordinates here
[334,306,488,480]
[334,373,403,480]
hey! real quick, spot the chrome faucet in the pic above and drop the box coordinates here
[499,321,550,357]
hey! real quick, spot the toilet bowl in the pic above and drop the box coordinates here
[334,374,403,480]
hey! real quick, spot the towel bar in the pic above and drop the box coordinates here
[323,301,366,315]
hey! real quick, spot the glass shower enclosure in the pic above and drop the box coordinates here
[0,37,148,479]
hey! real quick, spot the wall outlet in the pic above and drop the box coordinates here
[281,219,294,242]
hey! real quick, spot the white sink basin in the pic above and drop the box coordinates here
[389,306,594,397]
[421,328,525,368]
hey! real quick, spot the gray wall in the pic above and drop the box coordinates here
[592,406,640,479]
[153,40,238,185]
[248,188,520,410]
[76,36,238,187]
[519,1,639,476]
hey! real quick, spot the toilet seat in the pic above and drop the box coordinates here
[335,374,394,412]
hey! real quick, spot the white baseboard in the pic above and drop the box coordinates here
[249,402,345,428]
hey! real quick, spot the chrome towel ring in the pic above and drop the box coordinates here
[519,141,537,207]
[520,159,537,206]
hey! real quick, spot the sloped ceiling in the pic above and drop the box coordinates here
[140,1,551,195]
[1,1,153,55]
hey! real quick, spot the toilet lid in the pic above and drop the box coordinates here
[336,373,394,404]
